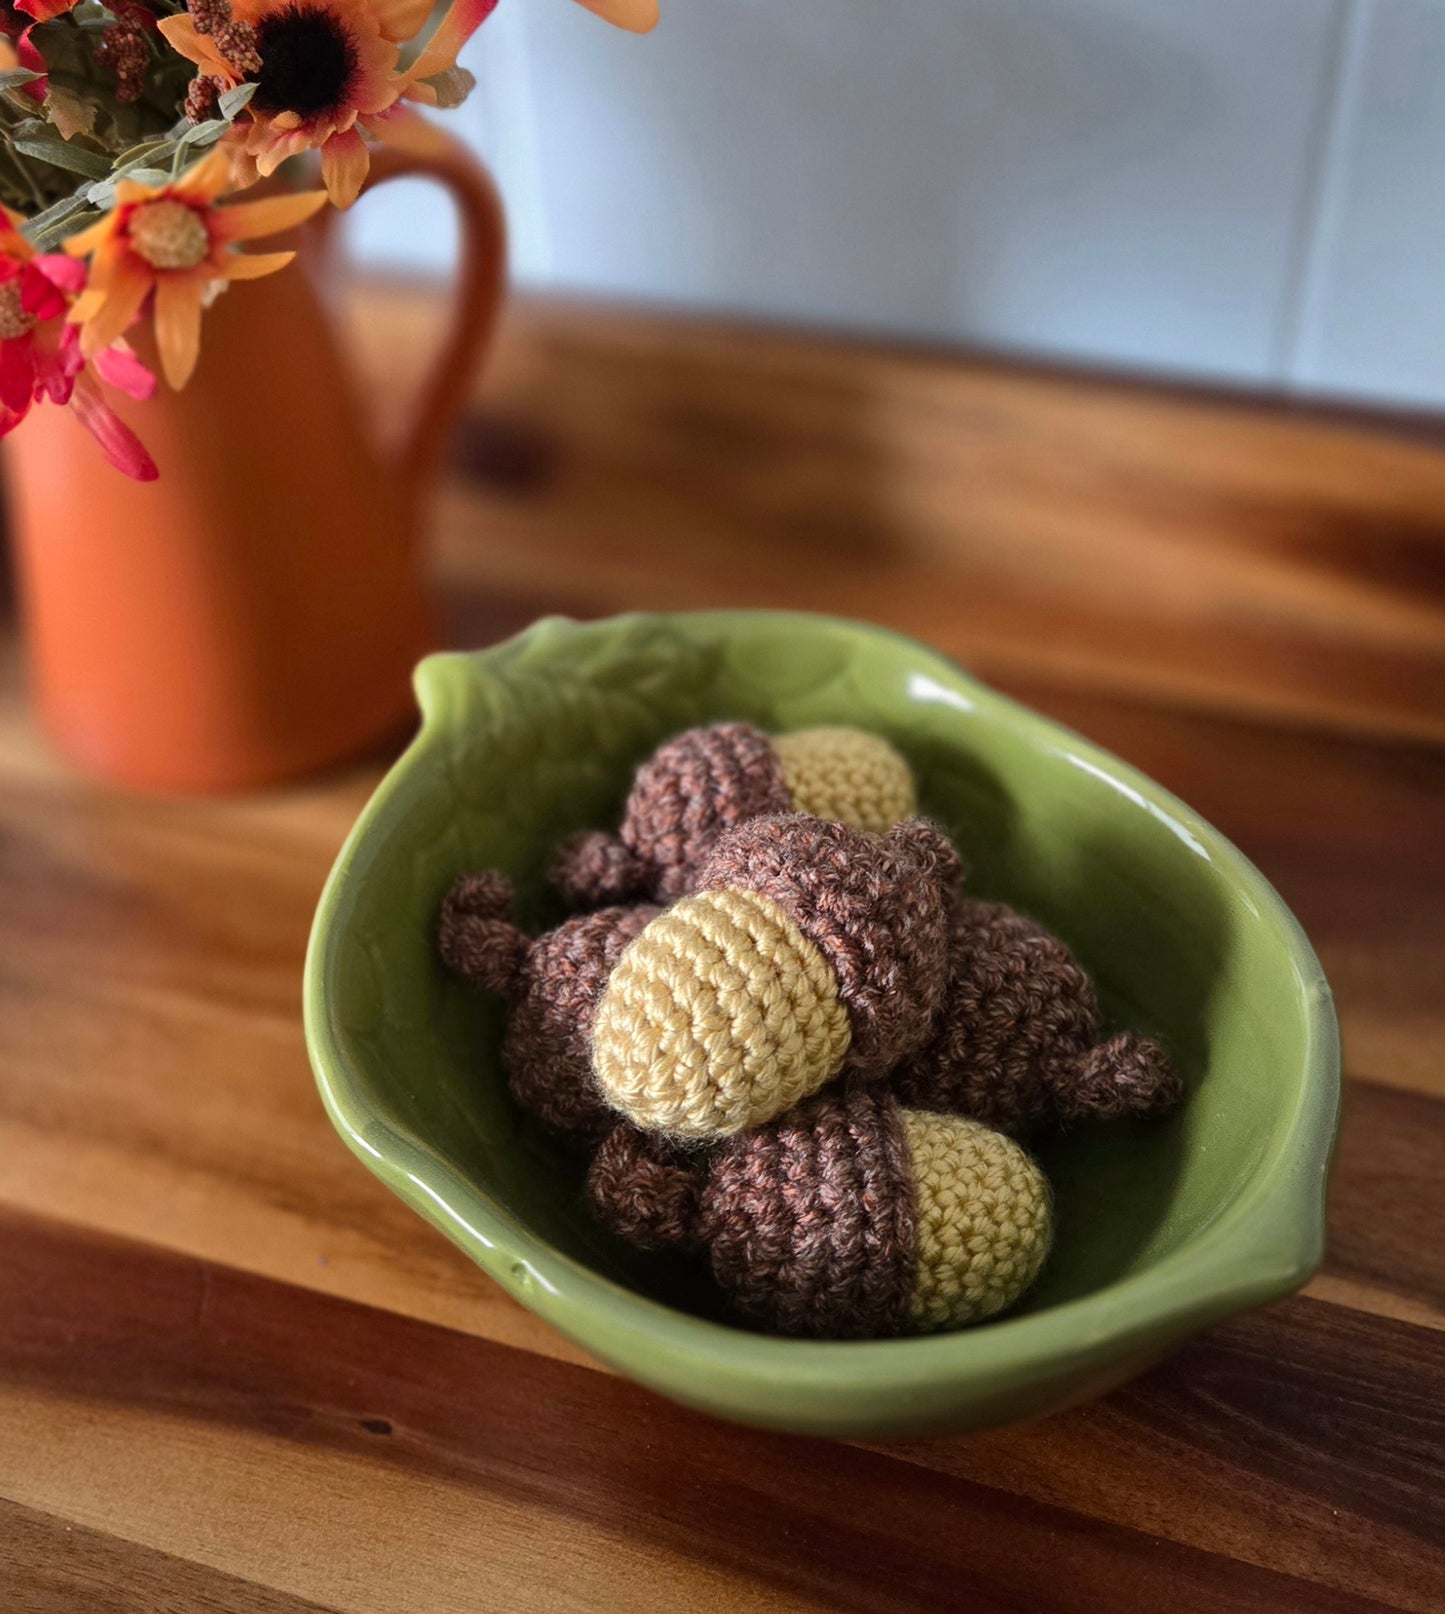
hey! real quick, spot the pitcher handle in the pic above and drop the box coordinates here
[349,133,508,507]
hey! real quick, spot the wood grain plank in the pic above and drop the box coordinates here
[1,1390,810,1614]
[4,1213,1438,1614]
[2,285,1443,1612]
[873,1298,1445,1613]
[0,702,591,1369]
[1319,1080,1445,1327]
[0,1497,339,1614]
[343,289,1445,745]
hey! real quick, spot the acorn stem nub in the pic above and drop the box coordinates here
[438,871,530,1000]
[1057,1032,1183,1122]
[587,1125,706,1249]
[550,830,651,910]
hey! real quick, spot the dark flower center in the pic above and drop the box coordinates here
[251,4,357,119]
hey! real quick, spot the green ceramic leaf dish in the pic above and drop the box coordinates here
[304,611,1340,1438]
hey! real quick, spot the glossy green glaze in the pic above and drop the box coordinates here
[304,612,1339,1437]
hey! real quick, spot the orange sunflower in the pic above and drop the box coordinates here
[160,0,658,209]
[162,0,408,206]
[64,150,326,389]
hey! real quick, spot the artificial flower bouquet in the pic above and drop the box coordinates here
[0,0,657,480]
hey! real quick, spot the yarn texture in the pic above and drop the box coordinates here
[588,1088,1055,1338]
[901,1111,1052,1330]
[437,870,529,998]
[698,1086,919,1338]
[591,887,852,1138]
[506,904,661,1142]
[438,872,661,1145]
[590,814,960,1140]
[773,727,917,834]
[894,899,1181,1133]
[695,814,959,1079]
[1064,1031,1183,1122]
[550,721,921,911]
[588,1125,705,1249]
[554,722,791,908]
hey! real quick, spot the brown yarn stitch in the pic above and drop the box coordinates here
[438,871,530,995]
[438,872,660,1144]
[894,899,1184,1133]
[701,1085,920,1338]
[587,1125,706,1249]
[553,723,791,909]
[693,814,964,1080]
[551,722,918,911]
[587,1087,1053,1339]
[588,1086,916,1337]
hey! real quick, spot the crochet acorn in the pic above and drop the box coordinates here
[441,814,959,1144]
[438,869,662,1144]
[440,849,1178,1150]
[588,812,963,1139]
[894,898,1184,1133]
[552,722,917,909]
[587,1087,1053,1338]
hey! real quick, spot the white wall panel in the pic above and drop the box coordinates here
[1287,0,1445,409]
[349,0,1445,410]
[343,5,551,280]
[504,0,1343,383]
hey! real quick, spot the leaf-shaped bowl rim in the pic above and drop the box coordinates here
[304,611,1340,1435]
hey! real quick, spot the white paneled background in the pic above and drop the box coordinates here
[348,0,1445,410]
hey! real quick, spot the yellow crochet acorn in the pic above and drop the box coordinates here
[772,727,917,832]
[588,1090,1054,1339]
[901,1110,1052,1331]
[551,721,917,909]
[588,813,962,1139]
[435,807,959,1147]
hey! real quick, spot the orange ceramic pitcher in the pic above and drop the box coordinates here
[2,137,505,794]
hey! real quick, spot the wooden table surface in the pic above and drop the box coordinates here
[2,287,1443,1613]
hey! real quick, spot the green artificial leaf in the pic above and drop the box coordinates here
[22,192,97,249]
[11,129,113,180]
[218,81,256,119]
[112,137,176,168]
[171,115,227,159]
[0,69,41,93]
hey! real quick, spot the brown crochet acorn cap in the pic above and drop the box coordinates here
[693,814,964,1077]
[589,814,963,1140]
[587,1087,1053,1339]
[583,1126,706,1252]
[551,722,917,910]
[702,1087,918,1338]
[439,871,661,1144]
[894,898,1184,1134]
